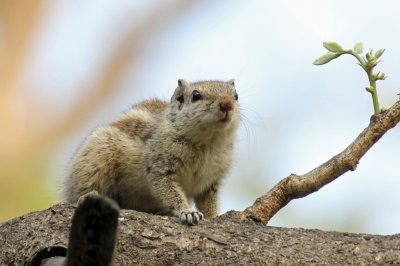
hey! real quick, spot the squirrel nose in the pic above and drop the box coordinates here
[219,101,233,112]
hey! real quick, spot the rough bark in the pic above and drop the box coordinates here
[243,99,400,225]
[1,203,400,265]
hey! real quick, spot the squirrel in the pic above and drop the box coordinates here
[63,79,240,225]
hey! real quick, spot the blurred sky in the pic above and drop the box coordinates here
[4,0,400,234]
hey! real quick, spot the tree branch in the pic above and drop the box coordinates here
[1,203,400,265]
[243,98,400,225]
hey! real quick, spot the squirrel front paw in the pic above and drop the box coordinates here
[178,211,204,225]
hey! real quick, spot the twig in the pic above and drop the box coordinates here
[242,99,400,225]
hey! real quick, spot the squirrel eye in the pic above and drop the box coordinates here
[234,92,238,101]
[191,90,202,102]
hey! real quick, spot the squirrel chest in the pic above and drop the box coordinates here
[173,140,233,199]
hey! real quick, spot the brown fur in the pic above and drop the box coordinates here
[111,117,152,140]
[135,98,167,114]
[111,99,167,140]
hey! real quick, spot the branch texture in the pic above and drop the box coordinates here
[1,204,400,265]
[243,99,400,225]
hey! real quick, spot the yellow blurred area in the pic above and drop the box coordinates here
[0,0,199,221]
[0,0,50,221]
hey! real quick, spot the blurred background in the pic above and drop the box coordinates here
[1,0,399,234]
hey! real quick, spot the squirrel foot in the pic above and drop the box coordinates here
[178,211,204,225]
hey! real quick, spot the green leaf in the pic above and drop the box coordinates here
[323,42,343,52]
[375,49,385,59]
[353,42,363,54]
[313,52,342,65]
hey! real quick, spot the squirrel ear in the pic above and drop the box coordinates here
[227,79,235,86]
[178,79,189,88]
[171,85,185,107]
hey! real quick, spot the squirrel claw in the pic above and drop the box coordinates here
[179,211,204,225]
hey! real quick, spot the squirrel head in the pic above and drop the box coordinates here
[169,79,240,140]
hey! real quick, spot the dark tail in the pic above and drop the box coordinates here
[40,195,119,266]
